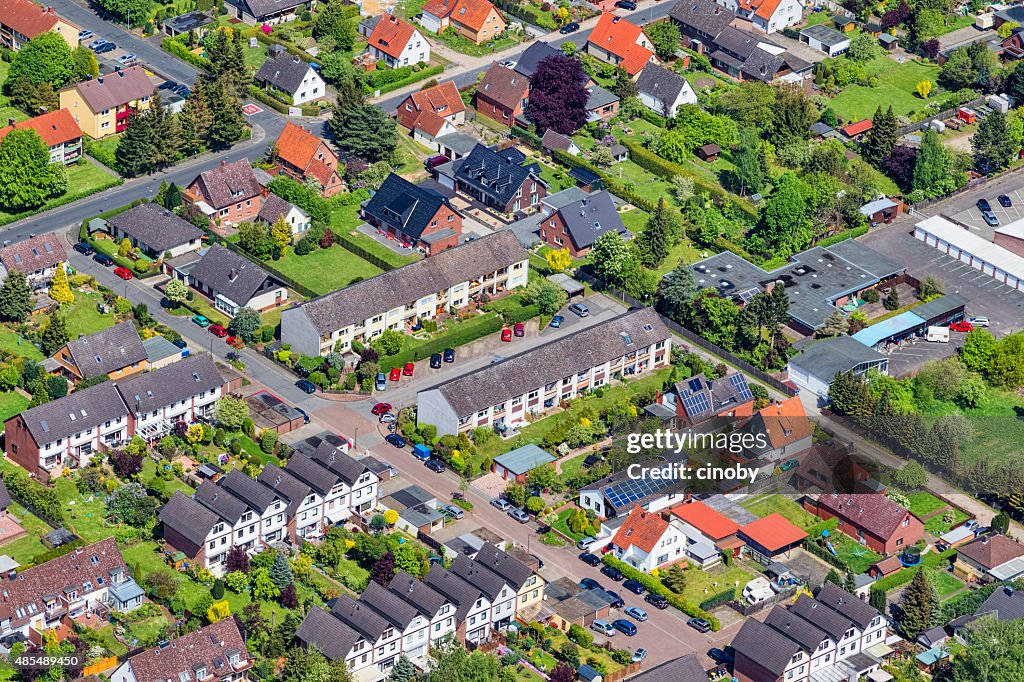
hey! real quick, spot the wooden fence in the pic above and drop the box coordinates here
[82,656,118,676]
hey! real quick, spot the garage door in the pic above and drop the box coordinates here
[949,247,961,259]
[984,263,995,275]
[960,251,972,265]
[972,258,984,270]
[927,235,938,247]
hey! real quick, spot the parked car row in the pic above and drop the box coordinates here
[977,196,1013,227]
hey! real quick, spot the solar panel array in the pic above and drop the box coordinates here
[683,391,711,417]
[729,374,754,402]
[604,475,678,510]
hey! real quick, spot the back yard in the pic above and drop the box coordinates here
[828,56,942,122]
[271,244,385,296]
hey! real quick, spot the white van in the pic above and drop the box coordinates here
[926,326,950,343]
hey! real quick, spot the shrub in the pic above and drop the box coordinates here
[600,555,720,630]
[862,288,880,304]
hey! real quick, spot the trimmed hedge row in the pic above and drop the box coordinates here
[374,64,445,95]
[803,537,850,572]
[332,230,406,271]
[0,173,123,228]
[162,37,210,69]
[814,225,871,249]
[511,126,543,149]
[29,538,86,568]
[379,313,505,370]
[247,85,322,117]
[699,587,735,611]
[601,555,720,630]
[4,467,66,526]
[872,565,921,593]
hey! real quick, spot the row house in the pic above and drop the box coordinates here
[110,619,252,682]
[59,67,154,139]
[416,308,671,436]
[281,231,529,356]
[0,109,83,165]
[0,538,142,640]
[423,566,493,645]
[8,353,228,465]
[50,321,149,384]
[450,554,517,630]
[159,441,379,575]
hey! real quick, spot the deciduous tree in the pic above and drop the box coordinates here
[6,32,75,89]
[229,307,261,343]
[165,278,189,304]
[48,264,74,305]
[214,395,250,430]
[525,55,589,135]
[646,22,681,61]
[545,248,572,273]
[0,129,67,211]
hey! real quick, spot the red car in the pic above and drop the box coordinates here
[513,322,525,337]
[501,327,512,342]
[950,321,974,332]
[371,402,392,415]
[389,367,402,381]
[403,362,415,376]
[226,336,244,349]
[114,267,133,280]
[209,324,228,338]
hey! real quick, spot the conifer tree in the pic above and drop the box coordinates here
[899,569,935,639]
[0,271,32,322]
[115,110,155,178]
[862,105,898,168]
[637,199,674,268]
[48,263,74,305]
[270,216,292,251]
[41,315,69,355]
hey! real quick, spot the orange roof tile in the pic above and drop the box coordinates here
[671,501,739,540]
[275,121,321,170]
[412,110,449,137]
[0,109,81,147]
[422,0,456,18]
[449,0,502,33]
[756,397,813,449]
[368,13,417,60]
[736,0,784,21]
[842,119,873,136]
[1,0,63,40]
[306,158,335,188]
[739,513,807,553]
[408,80,466,118]
[588,12,655,76]
[611,508,670,554]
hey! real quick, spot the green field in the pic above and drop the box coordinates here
[438,30,522,56]
[741,494,819,529]
[923,386,1024,465]
[0,391,28,423]
[61,289,117,337]
[906,491,947,517]
[0,326,43,360]
[676,564,756,604]
[0,162,120,225]
[0,106,27,125]
[271,244,384,296]
[829,57,943,122]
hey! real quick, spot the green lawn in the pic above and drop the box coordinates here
[741,494,819,529]
[906,491,947,518]
[928,567,965,597]
[925,507,970,535]
[830,532,883,574]
[0,61,10,106]
[0,162,120,225]
[829,57,943,122]
[799,11,833,28]
[675,564,756,604]
[0,106,27,125]
[557,454,589,484]
[0,502,54,565]
[271,244,384,296]
[395,0,428,19]
[438,30,522,56]
[551,508,587,542]
[91,625,130,657]
[0,391,28,423]
[922,386,1024,466]
[938,12,975,35]
[60,289,117,337]
[0,326,42,360]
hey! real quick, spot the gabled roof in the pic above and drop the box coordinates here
[477,62,531,109]
[358,580,420,629]
[588,12,655,75]
[816,493,918,541]
[670,500,739,540]
[159,491,220,547]
[455,143,542,207]
[842,119,873,136]
[514,41,561,77]
[219,469,280,513]
[284,453,338,496]
[66,67,154,113]
[126,618,249,682]
[402,80,466,120]
[736,0,784,21]
[275,122,324,169]
[541,129,575,153]
[1,0,73,40]
[764,604,830,651]
[624,655,706,682]
[194,479,249,525]
[789,592,853,640]
[739,513,807,553]
[611,508,670,554]
[389,570,448,617]
[258,193,306,225]
[189,245,278,307]
[731,617,803,676]
[257,463,311,516]
[296,606,362,660]
[472,543,535,589]
[740,396,813,450]
[107,202,204,253]
[364,173,456,240]
[15,381,127,445]
[0,109,81,147]
[667,372,753,424]
[65,320,146,380]
[309,441,370,486]
[330,594,391,641]
[955,585,1024,626]
[447,0,500,32]
[554,190,627,249]
[255,53,314,95]
[368,13,417,59]
[191,160,261,209]
[450,553,508,602]
[815,582,880,629]
[423,565,485,621]
[0,480,11,511]
[958,534,1024,571]
[669,0,736,39]
[236,0,307,19]
[0,233,66,275]
[636,64,689,106]
[117,353,223,417]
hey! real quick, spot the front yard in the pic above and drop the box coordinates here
[0,163,121,226]
[270,244,384,296]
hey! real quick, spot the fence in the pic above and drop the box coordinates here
[82,657,118,676]
[573,270,797,398]
[333,231,401,272]
[894,98,984,137]
[913,162,1024,212]
[726,586,798,616]
[816,0,853,17]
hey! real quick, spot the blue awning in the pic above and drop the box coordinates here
[851,311,926,348]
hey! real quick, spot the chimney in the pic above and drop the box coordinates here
[118,70,125,78]
[97,76,104,84]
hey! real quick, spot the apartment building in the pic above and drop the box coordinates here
[0,538,142,640]
[110,619,252,682]
[417,308,671,436]
[5,354,224,477]
[281,230,529,356]
[59,67,154,139]
[0,109,83,165]
[0,0,79,50]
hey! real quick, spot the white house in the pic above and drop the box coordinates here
[258,194,311,235]
[389,571,459,652]
[367,13,430,68]
[635,64,697,117]
[606,508,689,572]
[424,566,493,645]
[713,0,803,33]
[254,53,326,105]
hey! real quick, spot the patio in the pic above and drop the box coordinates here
[356,223,418,256]
[0,513,26,546]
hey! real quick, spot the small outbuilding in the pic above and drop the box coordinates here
[879,33,898,51]
[492,444,557,483]
[696,143,720,161]
[800,24,851,56]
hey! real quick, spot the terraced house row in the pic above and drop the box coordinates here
[296,543,544,681]
[158,440,379,575]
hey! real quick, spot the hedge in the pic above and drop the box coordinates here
[601,555,720,630]
[162,37,210,69]
[699,588,735,611]
[0,174,123,228]
[379,313,505,370]
[332,230,405,271]
[84,138,119,173]
[511,126,543,150]
[813,225,871,249]
[803,537,850,572]
[635,106,666,128]
[3,467,65,526]
[872,565,920,593]
[550,148,658,214]
[29,538,86,568]
[373,64,445,95]
[248,85,322,117]
[942,582,1006,622]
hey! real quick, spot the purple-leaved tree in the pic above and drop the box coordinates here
[525,55,589,135]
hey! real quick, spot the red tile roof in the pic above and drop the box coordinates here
[842,119,873,136]
[736,0,784,21]
[477,62,530,109]
[0,109,81,147]
[368,13,417,60]
[407,80,466,119]
[752,397,813,449]
[413,110,449,136]
[449,0,501,33]
[671,501,739,540]
[588,12,655,76]
[276,121,322,171]
[1,0,68,40]
[739,513,808,553]
[870,555,902,576]
[816,493,919,541]
[611,507,670,554]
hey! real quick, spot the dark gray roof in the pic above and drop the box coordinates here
[255,53,313,95]
[800,23,849,47]
[912,293,967,321]
[714,26,772,59]
[219,469,279,512]
[330,594,390,641]
[472,543,534,589]
[285,453,338,496]
[636,64,688,107]
[740,47,787,82]
[0,479,11,510]
[669,371,752,424]
[359,580,420,629]
[423,566,484,621]
[454,144,542,207]
[16,381,127,445]
[450,554,508,602]
[430,308,669,417]
[541,129,576,153]
[194,479,248,525]
[731,617,803,677]
[116,353,223,417]
[669,0,736,38]
[815,582,880,630]
[293,230,527,335]
[363,173,457,241]
[952,586,1024,627]
[389,571,448,617]
[158,491,219,547]
[257,463,311,515]
[626,655,706,682]
[310,442,369,486]
[436,132,479,156]
[107,203,204,254]
[788,336,886,381]
[235,0,308,20]
[66,320,146,380]
[585,85,619,111]
[764,604,830,651]
[296,606,362,660]
[554,190,627,249]
[190,245,281,308]
[789,593,853,640]
[258,193,304,225]
[825,239,905,279]
[810,121,835,135]
[514,41,561,77]
[164,10,213,32]
[543,187,589,211]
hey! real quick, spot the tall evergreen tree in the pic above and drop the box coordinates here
[146,93,182,169]
[328,104,397,162]
[824,569,842,586]
[164,183,183,211]
[637,199,673,268]
[28,380,50,407]
[899,569,935,639]
[268,553,293,589]
[116,110,155,177]
[0,271,32,322]
[206,81,246,150]
[655,264,696,322]
[843,570,857,594]
[41,314,69,355]
[862,106,899,168]
[48,263,74,305]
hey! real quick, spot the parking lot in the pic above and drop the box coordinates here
[948,186,1024,237]
[882,332,968,377]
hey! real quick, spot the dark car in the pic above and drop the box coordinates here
[615,0,637,8]
[93,253,114,267]
[430,353,442,369]
[622,579,645,595]
[578,552,601,567]
[549,315,564,328]
[171,339,187,349]
[296,379,316,394]
[159,80,178,90]
[559,21,580,33]
[708,648,733,665]
[424,458,446,473]
[977,198,992,212]
[605,591,624,608]
[612,619,637,636]
[73,242,95,255]
[999,194,1013,207]
[295,407,310,424]
[95,42,116,54]
[579,578,603,591]
[385,434,407,448]
[687,617,711,633]
[600,565,624,582]
[645,593,668,609]
[443,348,455,362]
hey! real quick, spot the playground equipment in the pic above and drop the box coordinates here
[899,546,923,567]
[821,529,838,556]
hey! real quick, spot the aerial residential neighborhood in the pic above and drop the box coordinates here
[1,0,1024,680]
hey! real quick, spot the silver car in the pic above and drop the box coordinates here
[490,497,512,511]
[508,508,530,523]
[443,504,465,520]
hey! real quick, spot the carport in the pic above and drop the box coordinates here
[912,293,967,326]
[851,311,926,350]
[547,273,584,298]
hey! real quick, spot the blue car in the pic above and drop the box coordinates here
[385,434,406,448]
[612,619,636,636]
[549,315,564,328]
[622,579,645,595]
[579,578,603,591]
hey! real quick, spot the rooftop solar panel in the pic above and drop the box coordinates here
[687,378,702,394]
[729,374,754,402]
[683,392,711,416]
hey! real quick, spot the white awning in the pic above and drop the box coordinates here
[990,556,1024,581]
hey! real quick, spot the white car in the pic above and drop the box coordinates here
[969,316,991,327]
[379,412,396,423]
[78,30,94,41]
[631,648,647,663]
[117,53,138,65]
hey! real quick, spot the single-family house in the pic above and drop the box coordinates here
[475,62,531,127]
[395,81,466,131]
[586,85,620,121]
[734,396,814,463]
[59,67,154,139]
[0,233,67,289]
[453,144,547,215]
[110,619,251,682]
[255,53,326,106]
[362,173,462,254]
[955,534,1024,583]
[0,0,79,50]
[579,451,688,519]
[713,0,803,33]
[491,444,556,483]
[654,372,755,430]
[512,41,561,78]
[50,320,148,384]
[0,108,82,165]
[367,13,430,68]
[106,202,205,258]
[807,492,924,555]
[421,0,506,43]
[635,64,697,117]
[272,122,344,196]
[184,159,264,226]
[541,129,581,157]
[949,584,1024,635]
[738,512,808,562]
[223,0,312,25]
[586,13,656,76]
[172,244,288,316]
[671,500,743,558]
[257,194,311,235]
[537,190,626,257]
[608,507,689,572]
